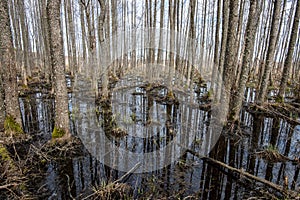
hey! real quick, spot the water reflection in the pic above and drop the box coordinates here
[19,85,300,199]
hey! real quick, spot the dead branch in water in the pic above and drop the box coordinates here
[245,102,300,125]
[255,149,293,163]
[186,149,299,199]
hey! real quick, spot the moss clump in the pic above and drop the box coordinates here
[275,96,284,103]
[266,144,278,152]
[246,82,256,88]
[4,115,24,134]
[0,145,11,161]
[52,126,66,139]
[166,90,175,100]
[206,89,213,100]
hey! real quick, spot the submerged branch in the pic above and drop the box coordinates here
[186,149,299,199]
[245,102,300,125]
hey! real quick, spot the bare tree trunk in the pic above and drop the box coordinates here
[217,0,229,102]
[131,0,137,69]
[18,0,30,85]
[257,0,282,103]
[199,0,207,69]
[47,0,71,138]
[40,0,52,83]
[167,0,175,96]
[257,2,272,89]
[157,0,165,63]
[186,0,196,87]
[0,63,4,131]
[101,0,111,99]
[80,2,87,62]
[277,0,299,101]
[67,0,77,75]
[97,0,106,99]
[64,0,71,73]
[234,0,246,87]
[228,0,260,122]
[221,0,240,116]
[211,0,221,90]
[0,0,23,132]
[97,0,106,44]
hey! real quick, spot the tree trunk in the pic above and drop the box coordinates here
[186,0,196,87]
[18,0,30,84]
[257,0,282,103]
[157,0,165,63]
[277,0,299,101]
[217,0,229,102]
[0,0,23,131]
[221,0,240,117]
[228,0,260,122]
[0,63,4,131]
[80,2,87,62]
[167,0,175,94]
[211,0,221,91]
[47,0,71,138]
[40,0,52,83]
[67,0,77,75]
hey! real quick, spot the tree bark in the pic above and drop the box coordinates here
[157,0,165,63]
[68,0,77,74]
[186,0,196,87]
[80,2,87,62]
[228,0,260,122]
[47,0,71,137]
[0,0,23,128]
[211,0,221,90]
[257,0,282,102]
[0,63,4,131]
[221,0,239,116]
[277,0,300,101]
[217,0,229,102]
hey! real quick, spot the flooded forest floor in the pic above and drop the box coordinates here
[0,75,300,200]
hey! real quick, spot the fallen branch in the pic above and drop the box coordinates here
[81,162,141,200]
[0,183,18,190]
[245,102,300,125]
[112,162,141,184]
[186,149,298,198]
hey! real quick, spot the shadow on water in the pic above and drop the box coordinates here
[18,81,300,199]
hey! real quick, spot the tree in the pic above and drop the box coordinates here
[277,0,300,101]
[228,0,260,122]
[221,0,240,120]
[216,0,229,101]
[0,0,23,133]
[257,0,282,103]
[0,63,4,131]
[157,0,165,63]
[211,0,221,90]
[47,0,71,138]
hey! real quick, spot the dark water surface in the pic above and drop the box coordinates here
[19,81,300,199]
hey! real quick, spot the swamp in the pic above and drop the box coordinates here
[0,0,300,199]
